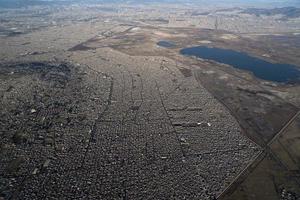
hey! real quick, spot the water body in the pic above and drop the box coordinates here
[180,46,300,83]
[157,41,175,48]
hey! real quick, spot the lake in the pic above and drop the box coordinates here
[157,41,175,48]
[180,46,300,83]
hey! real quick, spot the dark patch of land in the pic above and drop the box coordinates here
[178,67,192,77]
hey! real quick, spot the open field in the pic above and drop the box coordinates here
[220,113,300,200]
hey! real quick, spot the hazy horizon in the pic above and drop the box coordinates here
[0,0,300,8]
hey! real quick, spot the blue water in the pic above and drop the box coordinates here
[180,46,300,83]
[157,41,175,48]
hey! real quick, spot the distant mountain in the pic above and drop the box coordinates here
[0,0,75,8]
[242,7,300,18]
